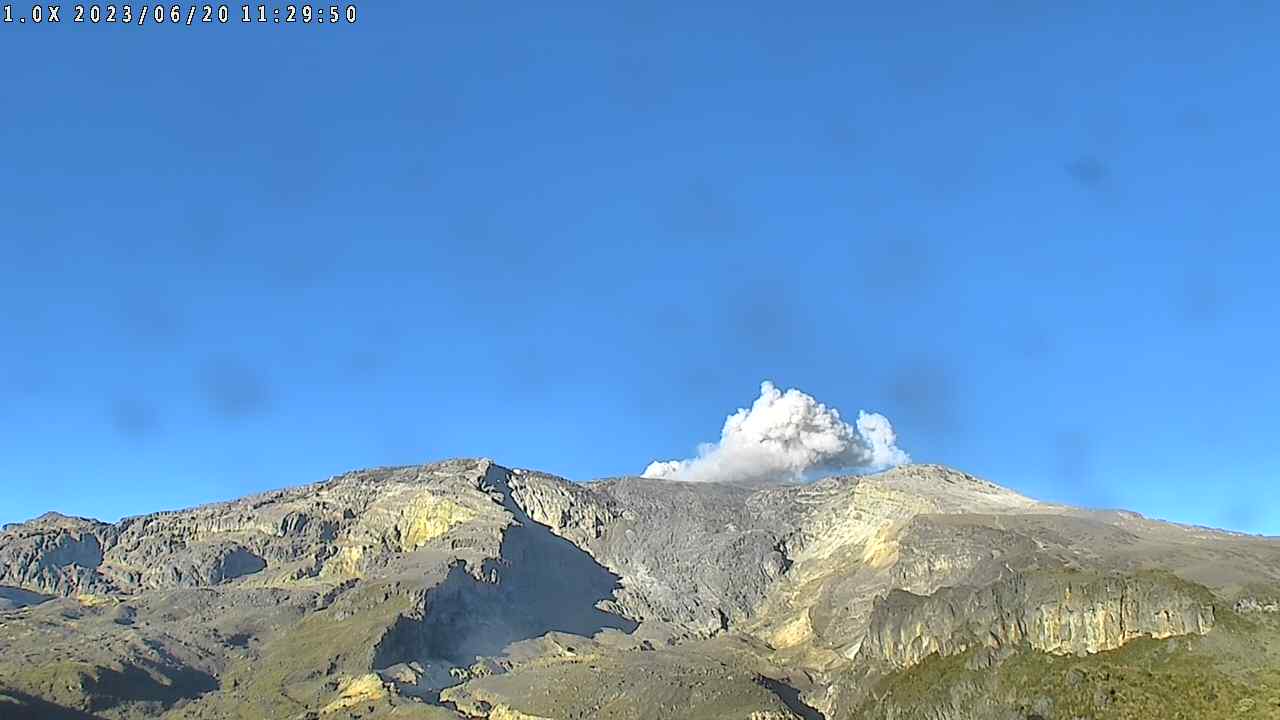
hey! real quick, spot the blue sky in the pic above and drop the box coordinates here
[1,2,1276,534]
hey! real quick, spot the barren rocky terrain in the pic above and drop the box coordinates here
[2,459,1278,719]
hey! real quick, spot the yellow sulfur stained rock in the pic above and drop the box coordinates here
[322,545,368,579]
[860,523,902,569]
[770,612,815,649]
[321,673,390,714]
[487,704,555,720]
[397,496,476,551]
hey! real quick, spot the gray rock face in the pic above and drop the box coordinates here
[1235,596,1280,614]
[509,470,806,638]
[141,544,268,588]
[0,460,513,598]
[858,570,1216,669]
[0,513,116,596]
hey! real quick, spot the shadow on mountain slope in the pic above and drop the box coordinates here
[0,660,218,718]
[756,675,826,720]
[83,661,219,707]
[0,690,108,719]
[0,586,53,610]
[374,470,638,670]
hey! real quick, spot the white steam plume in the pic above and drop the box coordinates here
[642,381,909,483]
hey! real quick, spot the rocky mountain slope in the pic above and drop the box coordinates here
[1,459,1278,720]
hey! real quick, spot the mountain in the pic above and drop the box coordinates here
[1,459,1277,720]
